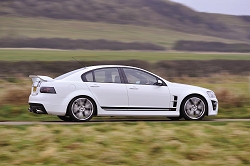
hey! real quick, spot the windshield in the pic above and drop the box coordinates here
[54,68,86,80]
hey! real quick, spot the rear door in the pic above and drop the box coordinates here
[83,67,128,111]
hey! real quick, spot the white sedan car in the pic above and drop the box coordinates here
[28,65,218,121]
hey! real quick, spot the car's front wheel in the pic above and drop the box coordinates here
[181,95,207,120]
[68,96,96,122]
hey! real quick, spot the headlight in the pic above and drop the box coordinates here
[207,91,216,98]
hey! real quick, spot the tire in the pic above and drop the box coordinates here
[57,116,73,122]
[167,116,182,121]
[181,95,207,120]
[68,96,96,122]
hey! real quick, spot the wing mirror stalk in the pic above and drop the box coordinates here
[156,80,163,86]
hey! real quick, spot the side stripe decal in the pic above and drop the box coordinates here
[101,107,176,111]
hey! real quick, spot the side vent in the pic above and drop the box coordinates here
[173,96,178,107]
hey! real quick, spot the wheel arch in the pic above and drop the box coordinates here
[66,95,98,116]
[180,93,209,116]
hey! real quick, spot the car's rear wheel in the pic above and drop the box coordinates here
[181,95,207,120]
[57,115,73,122]
[68,96,96,122]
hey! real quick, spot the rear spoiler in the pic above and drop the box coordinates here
[29,75,54,83]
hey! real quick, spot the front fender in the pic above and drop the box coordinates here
[169,86,217,116]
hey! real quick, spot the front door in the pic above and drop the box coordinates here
[123,68,171,111]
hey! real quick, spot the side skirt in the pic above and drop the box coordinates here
[101,107,176,111]
[98,107,178,116]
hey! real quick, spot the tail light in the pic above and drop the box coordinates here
[40,87,56,94]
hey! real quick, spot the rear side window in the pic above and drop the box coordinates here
[82,68,121,83]
[94,68,121,83]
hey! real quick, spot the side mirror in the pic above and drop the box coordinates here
[155,80,163,86]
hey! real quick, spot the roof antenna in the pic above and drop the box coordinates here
[72,57,85,67]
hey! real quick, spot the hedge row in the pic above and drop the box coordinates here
[0,38,165,51]
[0,60,250,78]
[174,41,250,52]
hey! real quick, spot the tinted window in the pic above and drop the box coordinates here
[123,68,157,85]
[85,72,94,82]
[94,68,121,83]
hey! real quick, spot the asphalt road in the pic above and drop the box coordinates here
[0,119,249,125]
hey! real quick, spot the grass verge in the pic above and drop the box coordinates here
[0,122,249,165]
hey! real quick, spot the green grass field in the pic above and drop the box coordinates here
[0,16,245,49]
[0,122,249,165]
[1,49,250,62]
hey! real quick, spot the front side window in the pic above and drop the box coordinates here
[94,68,121,83]
[123,68,157,85]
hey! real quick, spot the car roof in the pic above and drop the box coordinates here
[56,65,169,84]
[86,65,137,69]
[55,65,142,80]
[82,65,145,71]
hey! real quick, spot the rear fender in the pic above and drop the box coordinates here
[60,90,101,115]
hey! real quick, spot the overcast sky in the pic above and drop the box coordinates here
[169,0,250,16]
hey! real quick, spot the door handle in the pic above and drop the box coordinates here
[129,87,138,90]
[90,85,100,87]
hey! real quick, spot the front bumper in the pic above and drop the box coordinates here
[211,100,218,111]
[208,99,218,116]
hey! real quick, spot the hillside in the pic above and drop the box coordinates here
[1,0,250,42]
